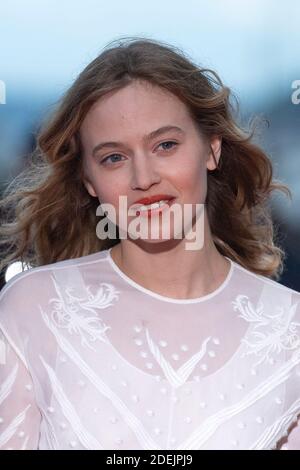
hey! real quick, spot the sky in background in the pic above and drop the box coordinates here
[0,0,299,104]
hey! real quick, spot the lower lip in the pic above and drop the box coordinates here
[137,198,176,218]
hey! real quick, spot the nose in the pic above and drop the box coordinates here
[130,153,161,190]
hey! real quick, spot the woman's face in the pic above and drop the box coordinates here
[80,79,221,244]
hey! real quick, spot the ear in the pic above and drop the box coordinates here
[82,175,98,198]
[206,135,222,171]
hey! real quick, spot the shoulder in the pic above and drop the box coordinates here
[232,259,300,301]
[231,260,300,326]
[0,249,110,334]
[0,250,110,364]
[0,249,109,303]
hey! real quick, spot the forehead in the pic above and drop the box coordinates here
[79,80,192,140]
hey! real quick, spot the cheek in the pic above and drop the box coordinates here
[93,179,128,208]
[175,158,207,194]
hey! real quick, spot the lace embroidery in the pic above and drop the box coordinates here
[232,294,300,367]
[48,275,120,351]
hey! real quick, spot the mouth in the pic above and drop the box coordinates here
[135,197,176,218]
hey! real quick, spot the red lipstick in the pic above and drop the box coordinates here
[132,194,175,206]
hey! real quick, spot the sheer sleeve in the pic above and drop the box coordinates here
[0,327,41,450]
[285,421,300,450]
[276,419,300,450]
[276,290,300,451]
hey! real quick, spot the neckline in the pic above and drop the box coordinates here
[107,247,234,304]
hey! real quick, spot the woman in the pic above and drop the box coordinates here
[0,37,299,450]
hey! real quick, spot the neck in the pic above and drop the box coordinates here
[110,213,230,300]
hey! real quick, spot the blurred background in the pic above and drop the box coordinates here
[0,0,299,290]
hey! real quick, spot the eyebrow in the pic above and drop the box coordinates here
[92,125,185,157]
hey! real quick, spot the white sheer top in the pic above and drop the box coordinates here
[0,247,300,450]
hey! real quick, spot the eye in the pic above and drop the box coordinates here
[100,154,126,165]
[100,141,178,165]
[156,140,178,152]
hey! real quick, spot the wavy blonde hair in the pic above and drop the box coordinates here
[0,36,292,279]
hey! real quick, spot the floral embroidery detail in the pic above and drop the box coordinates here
[232,295,300,367]
[48,275,120,351]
